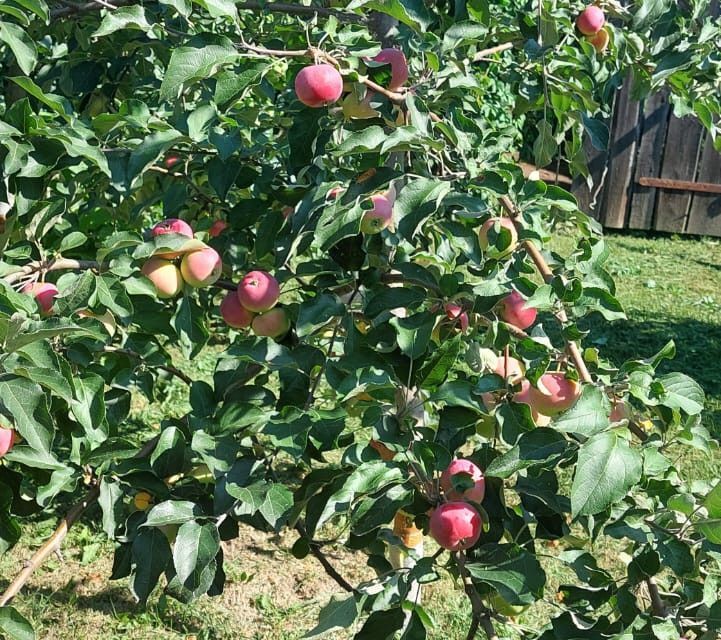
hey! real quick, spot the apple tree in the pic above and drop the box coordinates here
[0,1,721,638]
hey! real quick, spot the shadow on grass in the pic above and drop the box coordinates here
[582,316,721,432]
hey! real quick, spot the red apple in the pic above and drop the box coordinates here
[445,303,469,332]
[371,48,409,90]
[294,64,344,108]
[237,271,280,313]
[587,27,610,53]
[478,217,518,257]
[513,379,554,426]
[180,246,222,287]
[209,220,228,238]
[577,5,605,36]
[360,193,393,234]
[220,290,254,329]
[163,154,182,169]
[429,502,482,551]
[610,400,630,423]
[22,282,59,315]
[142,257,184,298]
[440,459,485,503]
[497,291,537,330]
[251,307,290,339]
[0,425,15,458]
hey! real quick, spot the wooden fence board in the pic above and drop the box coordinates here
[627,91,670,230]
[653,116,703,232]
[685,133,721,236]
[602,84,640,228]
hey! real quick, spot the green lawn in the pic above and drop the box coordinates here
[1,232,720,639]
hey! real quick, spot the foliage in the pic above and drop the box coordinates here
[0,1,721,639]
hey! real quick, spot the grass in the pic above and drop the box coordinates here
[1,232,720,639]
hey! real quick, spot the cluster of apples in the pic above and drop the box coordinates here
[577,4,609,53]
[0,423,18,458]
[429,459,485,551]
[142,218,222,298]
[220,270,290,339]
[294,48,408,109]
[482,352,581,428]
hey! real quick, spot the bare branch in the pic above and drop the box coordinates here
[3,258,101,285]
[453,551,498,640]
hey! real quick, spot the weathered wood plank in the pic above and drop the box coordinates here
[602,84,640,228]
[653,115,703,233]
[685,133,721,236]
[628,90,670,230]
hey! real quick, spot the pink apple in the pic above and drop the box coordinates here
[294,64,344,108]
[220,290,254,329]
[515,373,580,416]
[429,502,482,551]
[577,5,605,36]
[22,282,59,315]
[514,379,553,425]
[360,193,393,234]
[209,220,228,238]
[497,291,537,330]
[141,257,184,298]
[478,217,518,257]
[163,155,182,169]
[237,271,280,313]
[0,425,15,457]
[281,206,294,220]
[440,459,485,503]
[251,307,290,339]
[151,218,194,258]
[445,303,469,332]
[180,246,222,287]
[371,48,409,90]
[610,400,630,423]
[493,355,525,383]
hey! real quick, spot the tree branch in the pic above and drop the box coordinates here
[0,436,160,607]
[3,259,101,285]
[473,42,515,62]
[647,576,668,617]
[453,551,498,640]
[294,521,356,594]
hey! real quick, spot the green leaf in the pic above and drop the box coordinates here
[98,479,124,538]
[553,385,610,438]
[92,5,151,37]
[316,461,405,529]
[304,594,361,639]
[150,427,186,478]
[347,0,432,30]
[466,544,546,604]
[171,295,209,359]
[571,432,642,517]
[9,77,70,117]
[0,375,53,453]
[173,521,220,586]
[486,429,570,479]
[533,119,556,168]
[296,293,345,339]
[656,372,704,415]
[143,500,202,527]
[0,605,35,640]
[0,22,37,75]
[258,483,293,530]
[126,129,183,184]
[160,40,237,100]
[129,527,172,605]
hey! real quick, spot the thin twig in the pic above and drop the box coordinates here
[3,259,101,285]
[473,42,515,62]
[647,576,668,617]
[104,346,193,385]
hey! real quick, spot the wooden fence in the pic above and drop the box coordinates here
[573,3,721,237]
